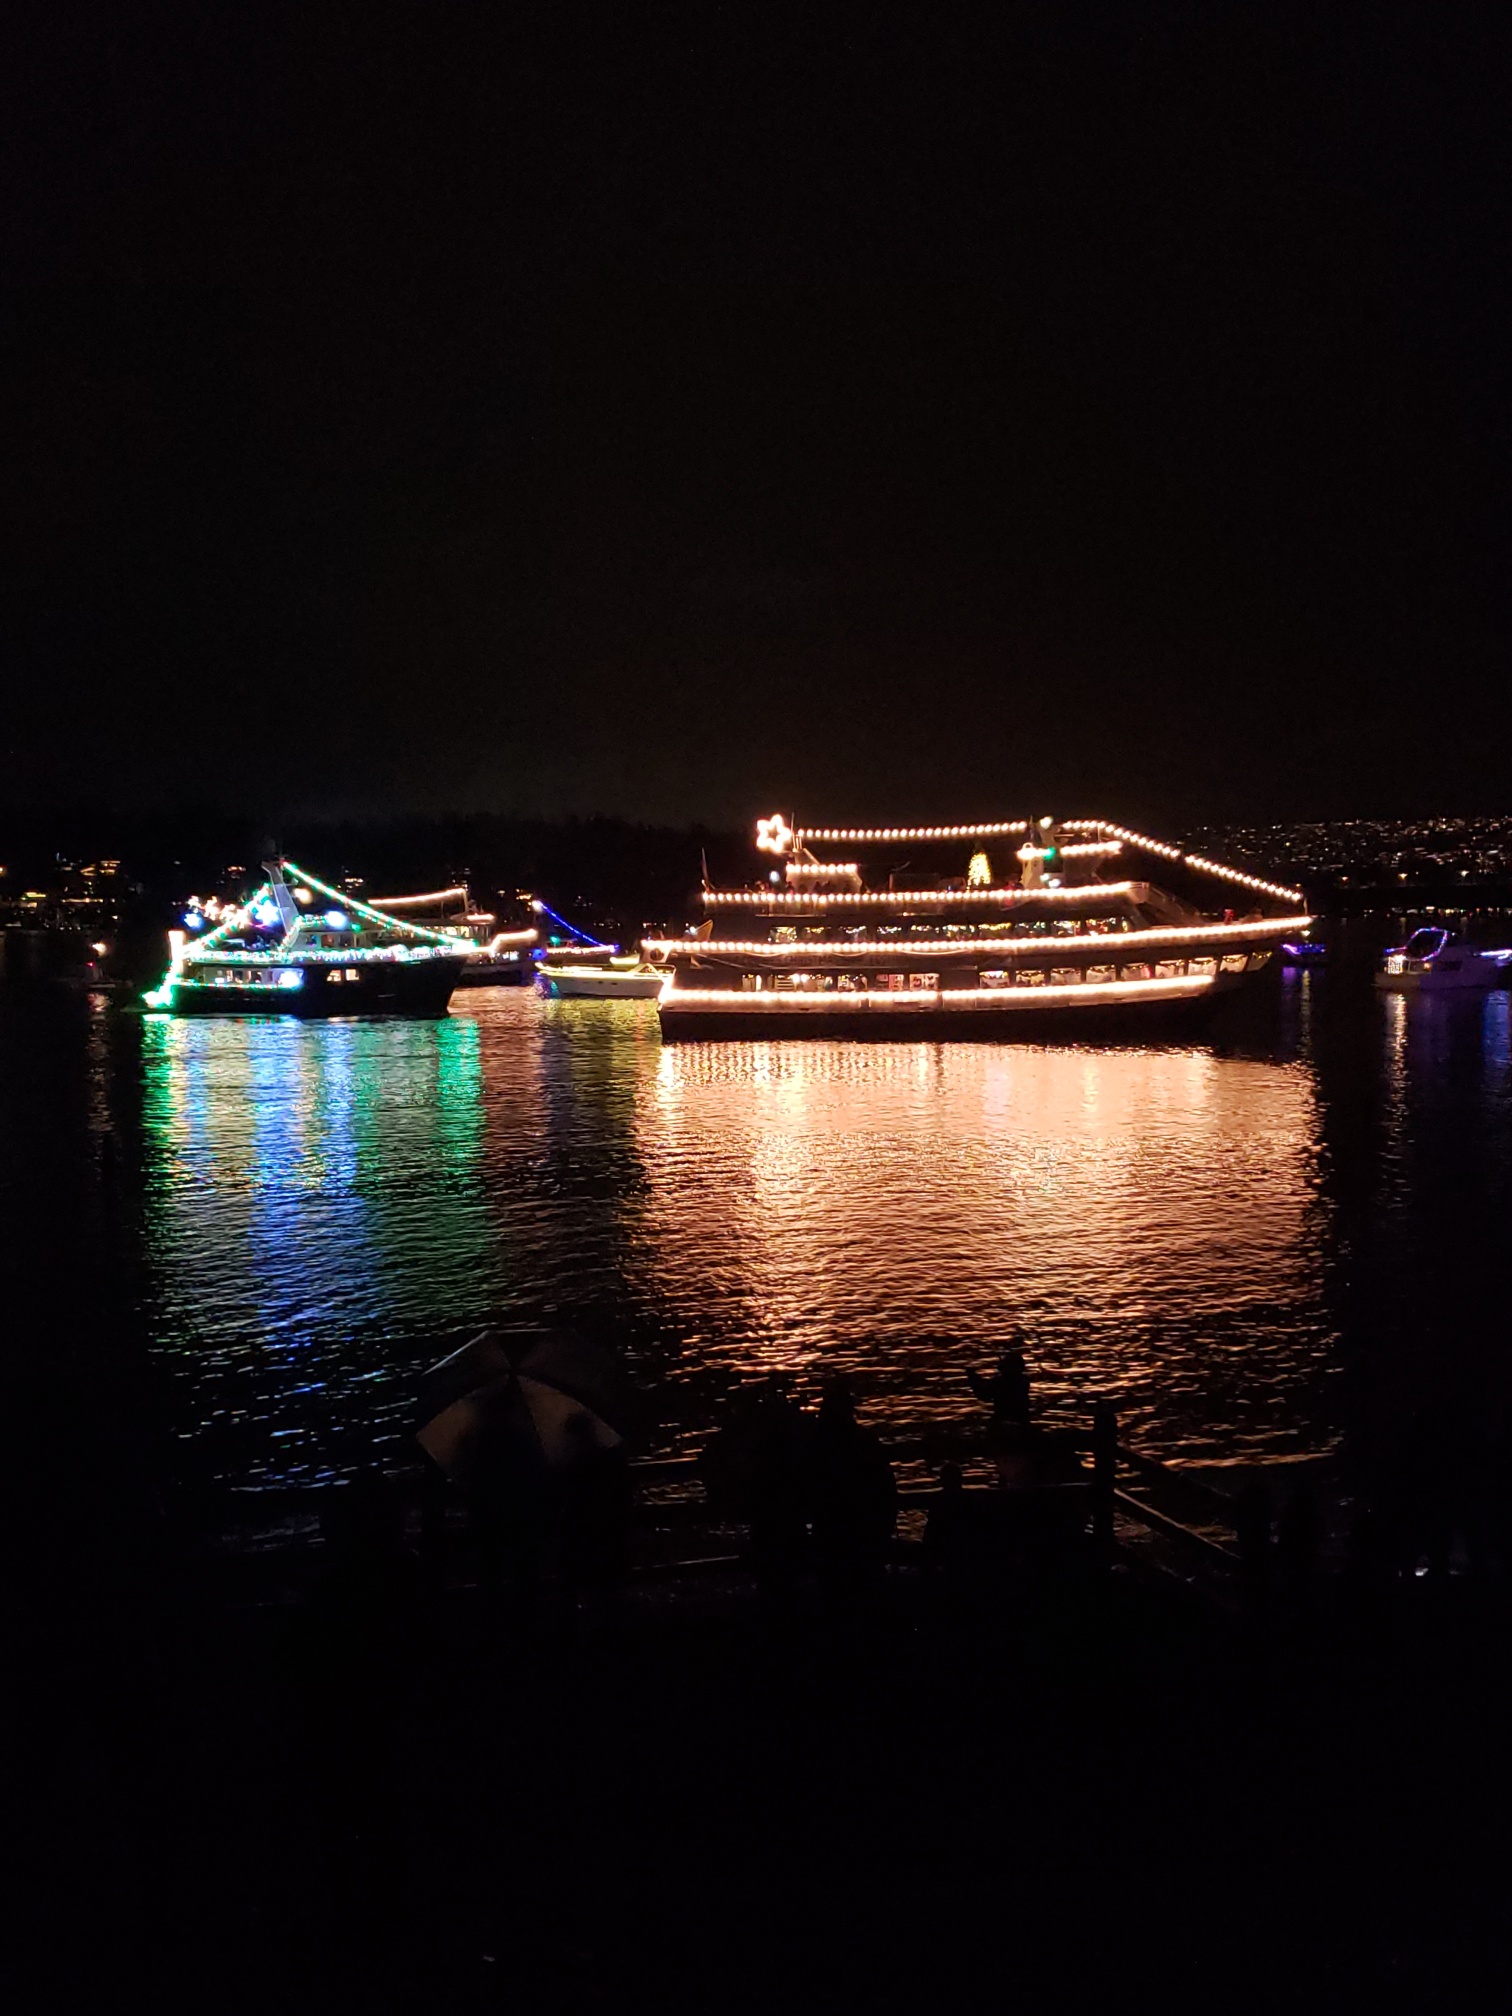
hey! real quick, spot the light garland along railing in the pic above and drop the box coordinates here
[784,861,861,880]
[661,974,1219,1010]
[783,816,1302,905]
[281,861,470,946]
[642,914,1311,960]
[1082,821,1183,861]
[794,820,1030,846]
[368,886,469,910]
[1054,821,1305,906]
[1178,853,1306,906]
[1016,840,1123,862]
[702,882,1138,910]
[171,944,462,965]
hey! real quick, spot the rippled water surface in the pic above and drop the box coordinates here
[5,974,1510,1485]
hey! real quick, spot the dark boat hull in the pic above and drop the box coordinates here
[167,955,468,1018]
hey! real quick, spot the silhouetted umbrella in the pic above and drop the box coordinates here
[416,1328,634,1493]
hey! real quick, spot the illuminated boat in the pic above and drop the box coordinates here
[536,948,664,999]
[529,899,662,998]
[142,860,471,1017]
[368,883,539,986]
[649,815,1312,1040]
[1375,927,1512,992]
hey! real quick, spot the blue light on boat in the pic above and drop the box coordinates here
[182,910,205,929]
[323,909,349,930]
[276,969,303,990]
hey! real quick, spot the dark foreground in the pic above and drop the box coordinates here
[18,1486,1512,2016]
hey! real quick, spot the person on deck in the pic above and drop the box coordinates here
[967,1347,1032,1426]
[809,1377,897,1599]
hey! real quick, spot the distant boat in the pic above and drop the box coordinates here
[142,859,470,1017]
[1375,927,1512,992]
[368,883,538,986]
[1280,939,1327,966]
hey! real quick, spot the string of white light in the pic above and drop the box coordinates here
[1053,822,1305,904]
[702,882,1138,910]
[641,913,1310,958]
[795,820,1030,845]
[368,886,469,909]
[660,974,1220,1009]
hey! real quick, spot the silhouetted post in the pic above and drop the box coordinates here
[1233,1483,1273,1627]
[1092,1402,1117,1562]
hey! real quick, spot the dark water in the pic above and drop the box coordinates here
[4,967,1509,1489]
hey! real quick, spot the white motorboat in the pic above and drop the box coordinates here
[536,950,664,999]
[1376,927,1512,992]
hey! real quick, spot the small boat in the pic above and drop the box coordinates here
[367,884,538,986]
[1375,927,1512,992]
[142,859,471,1017]
[1280,939,1327,966]
[536,950,664,999]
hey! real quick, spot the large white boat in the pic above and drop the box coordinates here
[1375,927,1512,992]
[536,949,664,999]
[647,814,1312,1040]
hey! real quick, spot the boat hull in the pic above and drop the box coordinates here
[1374,970,1503,992]
[455,955,535,987]
[658,973,1247,1041]
[162,955,468,1018]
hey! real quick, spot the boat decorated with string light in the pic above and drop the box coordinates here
[647,815,1313,1039]
[1374,927,1512,993]
[536,949,665,999]
[533,900,664,998]
[142,860,472,1016]
[367,882,539,986]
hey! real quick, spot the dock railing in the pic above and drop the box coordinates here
[626,1401,1252,1590]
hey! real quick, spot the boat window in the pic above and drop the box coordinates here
[1154,960,1184,980]
[1188,957,1217,978]
[1049,968,1081,986]
[1015,968,1046,986]
[876,973,906,990]
[1405,927,1448,960]
[980,969,1010,988]
[908,972,938,990]
[1247,951,1272,971]
[1085,964,1115,985]
[1221,954,1247,973]
[1120,964,1152,982]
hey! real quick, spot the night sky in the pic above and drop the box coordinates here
[5,6,1509,830]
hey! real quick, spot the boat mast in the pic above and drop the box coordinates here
[263,858,304,937]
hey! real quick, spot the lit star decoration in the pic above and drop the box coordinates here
[755,814,794,856]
